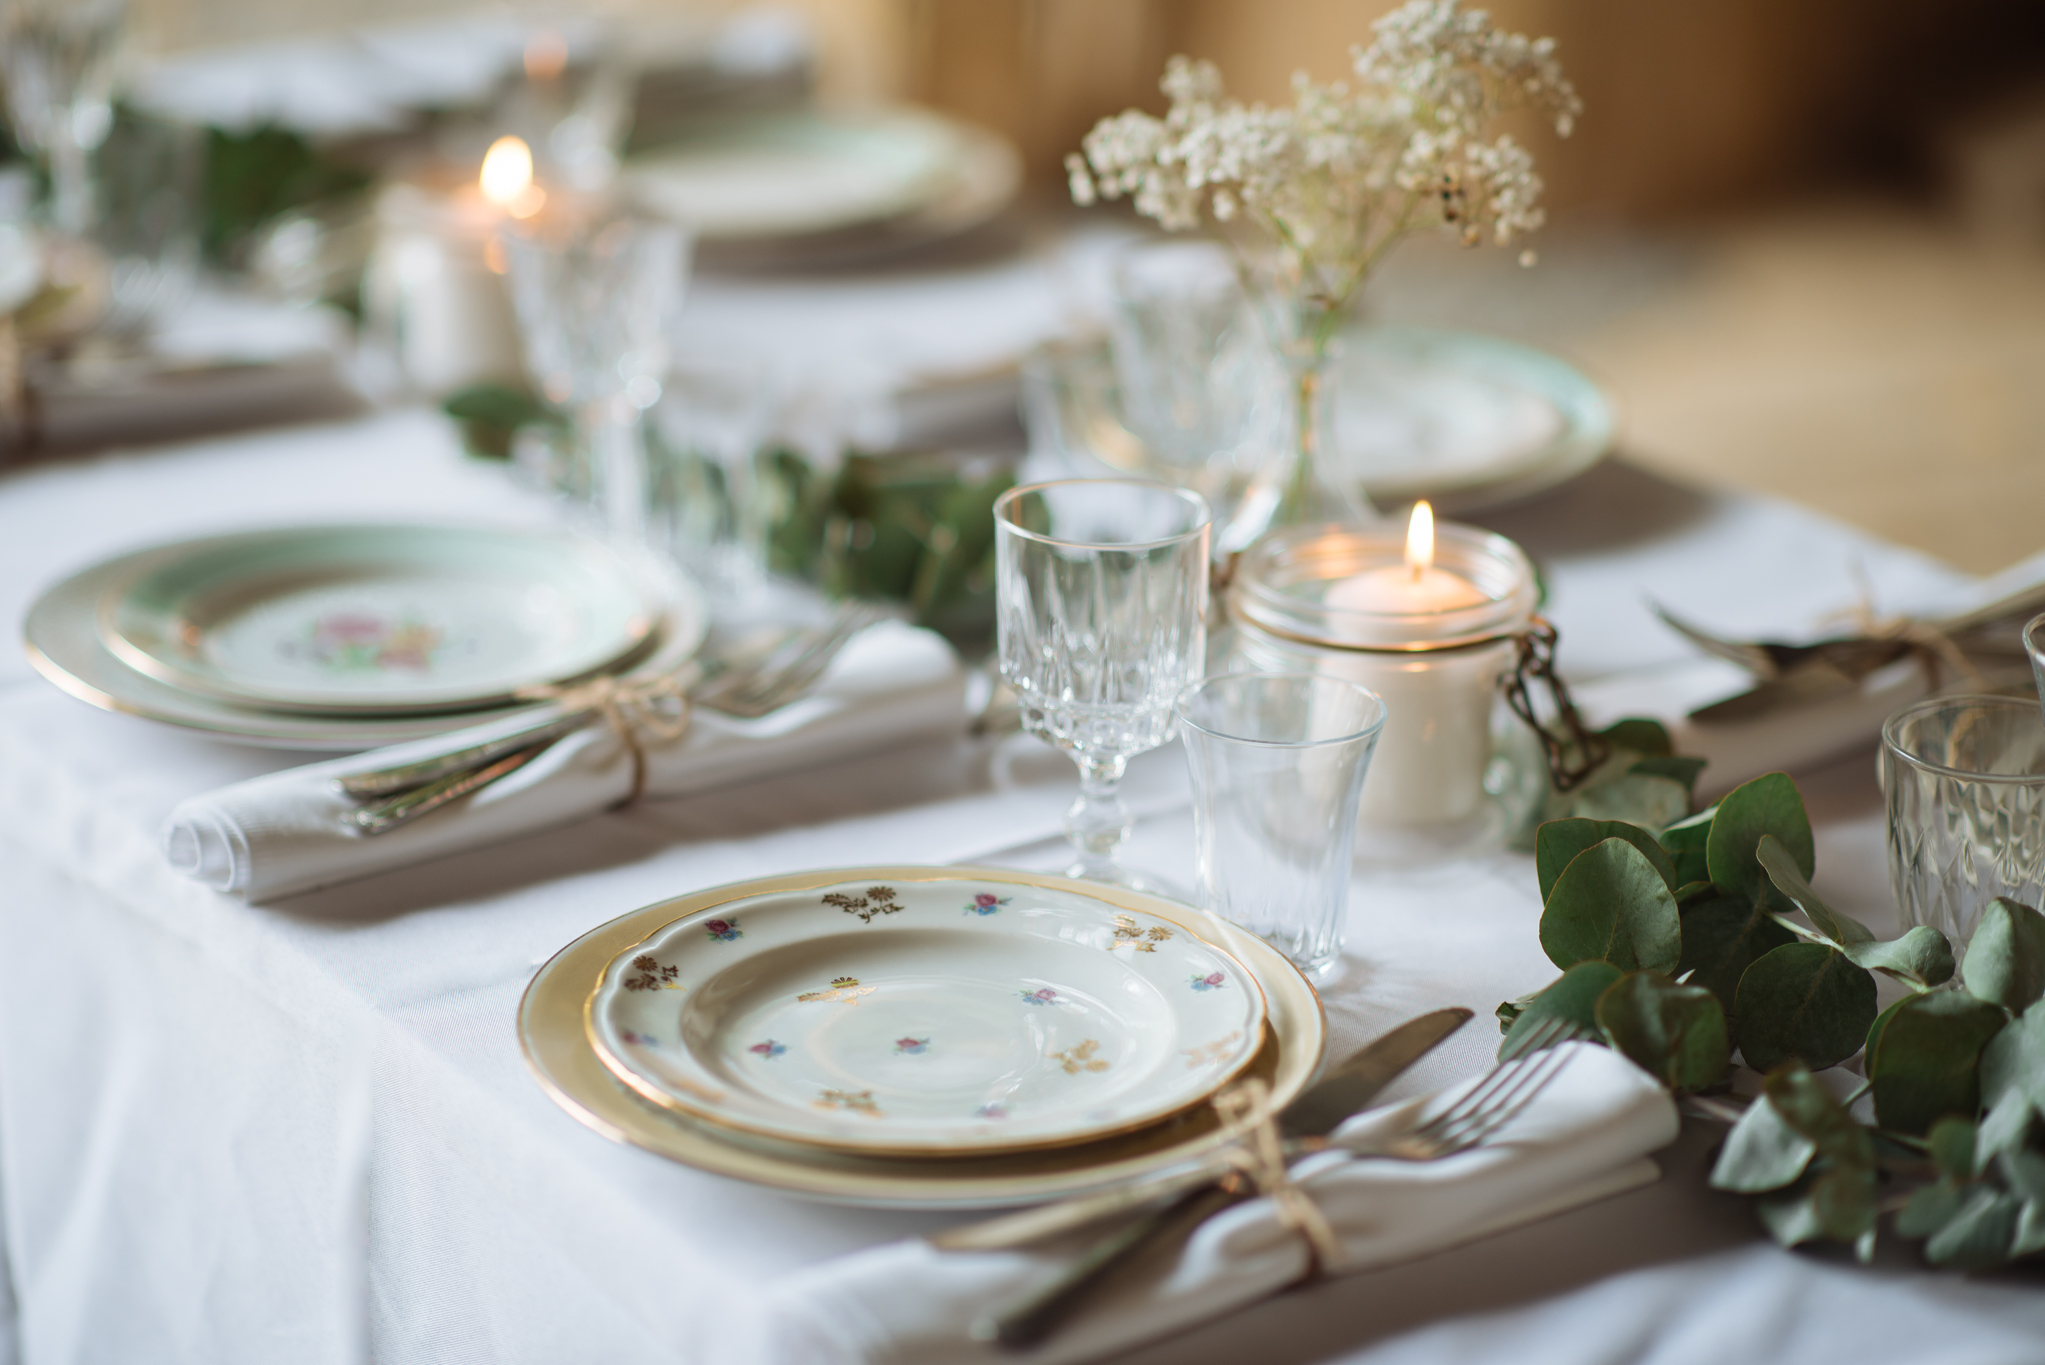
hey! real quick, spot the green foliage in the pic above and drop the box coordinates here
[1677,894,1795,1012]
[1537,838,1681,974]
[1868,993,2009,1135]
[1534,819,1676,903]
[1962,899,2045,1012]
[1516,719,1698,838]
[442,384,564,460]
[1594,972,1728,1092]
[1706,773,1812,902]
[1497,961,1622,1059]
[1503,766,2045,1271]
[201,123,371,265]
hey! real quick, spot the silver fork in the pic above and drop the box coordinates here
[974,1018,1585,1350]
[339,603,887,835]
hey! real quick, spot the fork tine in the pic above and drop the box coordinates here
[1409,1016,1566,1142]
[1430,1034,1580,1155]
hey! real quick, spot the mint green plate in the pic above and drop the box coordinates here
[97,524,667,717]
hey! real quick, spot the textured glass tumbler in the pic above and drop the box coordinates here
[995,478,1210,890]
[2024,613,2045,714]
[1178,673,1387,976]
[1883,693,2045,952]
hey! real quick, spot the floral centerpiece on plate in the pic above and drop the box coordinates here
[1065,0,1580,528]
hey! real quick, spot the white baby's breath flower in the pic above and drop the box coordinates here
[1071,0,1577,332]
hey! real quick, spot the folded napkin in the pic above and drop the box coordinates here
[737,1043,1676,1365]
[163,622,965,902]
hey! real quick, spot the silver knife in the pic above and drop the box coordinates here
[966,1006,1474,1348]
[934,1006,1474,1254]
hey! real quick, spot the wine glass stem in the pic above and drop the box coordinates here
[1064,752,1132,877]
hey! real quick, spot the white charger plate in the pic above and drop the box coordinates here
[588,874,1265,1155]
[24,527,707,749]
[99,524,659,715]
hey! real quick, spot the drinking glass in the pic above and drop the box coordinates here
[2024,613,2045,713]
[994,478,1211,889]
[1883,693,2045,952]
[89,110,203,336]
[0,0,126,234]
[502,212,690,549]
[645,347,779,594]
[1105,239,1277,554]
[1177,673,1386,976]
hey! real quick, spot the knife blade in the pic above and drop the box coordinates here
[931,1006,1473,1254]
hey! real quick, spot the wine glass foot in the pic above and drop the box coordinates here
[1061,860,1186,902]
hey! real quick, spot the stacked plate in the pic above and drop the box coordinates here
[520,866,1326,1209]
[24,523,708,749]
[622,107,1021,269]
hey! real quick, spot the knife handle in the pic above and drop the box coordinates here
[971,1180,1243,1350]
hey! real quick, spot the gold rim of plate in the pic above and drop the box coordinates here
[582,872,1271,1157]
[519,865,1326,1209]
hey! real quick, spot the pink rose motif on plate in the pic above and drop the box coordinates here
[298,612,445,673]
[963,892,1011,916]
[703,918,742,942]
[977,1102,1009,1120]
[749,1040,787,1059]
[1018,987,1057,1006]
[894,1037,930,1055]
[1190,971,1227,991]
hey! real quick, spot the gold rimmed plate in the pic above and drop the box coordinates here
[519,867,1325,1209]
[585,873,1266,1156]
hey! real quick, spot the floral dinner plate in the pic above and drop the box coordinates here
[99,524,660,715]
[587,874,1266,1155]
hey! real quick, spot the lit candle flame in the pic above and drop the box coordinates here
[480,136,547,219]
[1405,500,1435,581]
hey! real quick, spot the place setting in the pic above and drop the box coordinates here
[11,3,2045,1363]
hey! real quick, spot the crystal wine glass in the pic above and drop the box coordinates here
[0,0,127,235]
[502,210,690,550]
[994,478,1211,889]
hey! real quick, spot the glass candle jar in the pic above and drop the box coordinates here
[1225,516,1540,860]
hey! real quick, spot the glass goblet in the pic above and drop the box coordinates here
[994,478,1211,890]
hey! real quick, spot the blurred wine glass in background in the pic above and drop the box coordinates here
[0,0,127,235]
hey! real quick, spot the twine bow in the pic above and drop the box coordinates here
[516,670,695,808]
[1211,1078,1348,1277]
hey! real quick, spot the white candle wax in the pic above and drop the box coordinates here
[1318,552,1499,829]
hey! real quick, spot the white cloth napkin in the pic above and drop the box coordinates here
[736,1043,1676,1365]
[162,622,965,902]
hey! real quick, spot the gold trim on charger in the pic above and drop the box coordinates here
[519,865,1326,1210]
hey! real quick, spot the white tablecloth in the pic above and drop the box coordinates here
[3,410,2043,1365]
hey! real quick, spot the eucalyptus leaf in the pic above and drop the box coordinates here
[1866,996,1909,1065]
[1757,1184,1826,1248]
[1631,755,1707,795]
[1979,999,2045,1114]
[1673,880,1716,905]
[1707,773,1813,901]
[2012,1200,2045,1257]
[1928,1117,1978,1181]
[1659,806,1716,887]
[1977,1083,2037,1161]
[1924,1187,2022,1268]
[1538,838,1683,974]
[1811,1162,1879,1244]
[1599,718,1674,756]
[1709,1094,1817,1193]
[1897,1180,1968,1239]
[1595,971,1730,1091]
[1962,898,2045,1012]
[1570,773,1691,830]
[1843,926,1956,989]
[1736,943,1879,1073]
[1499,961,1623,1060]
[1495,1000,1526,1033]
[1536,819,1677,903]
[1764,1062,1875,1166]
[1870,992,2008,1135]
[1998,1146,2045,1204]
[1756,834,1874,946]
[1678,894,1796,1013]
